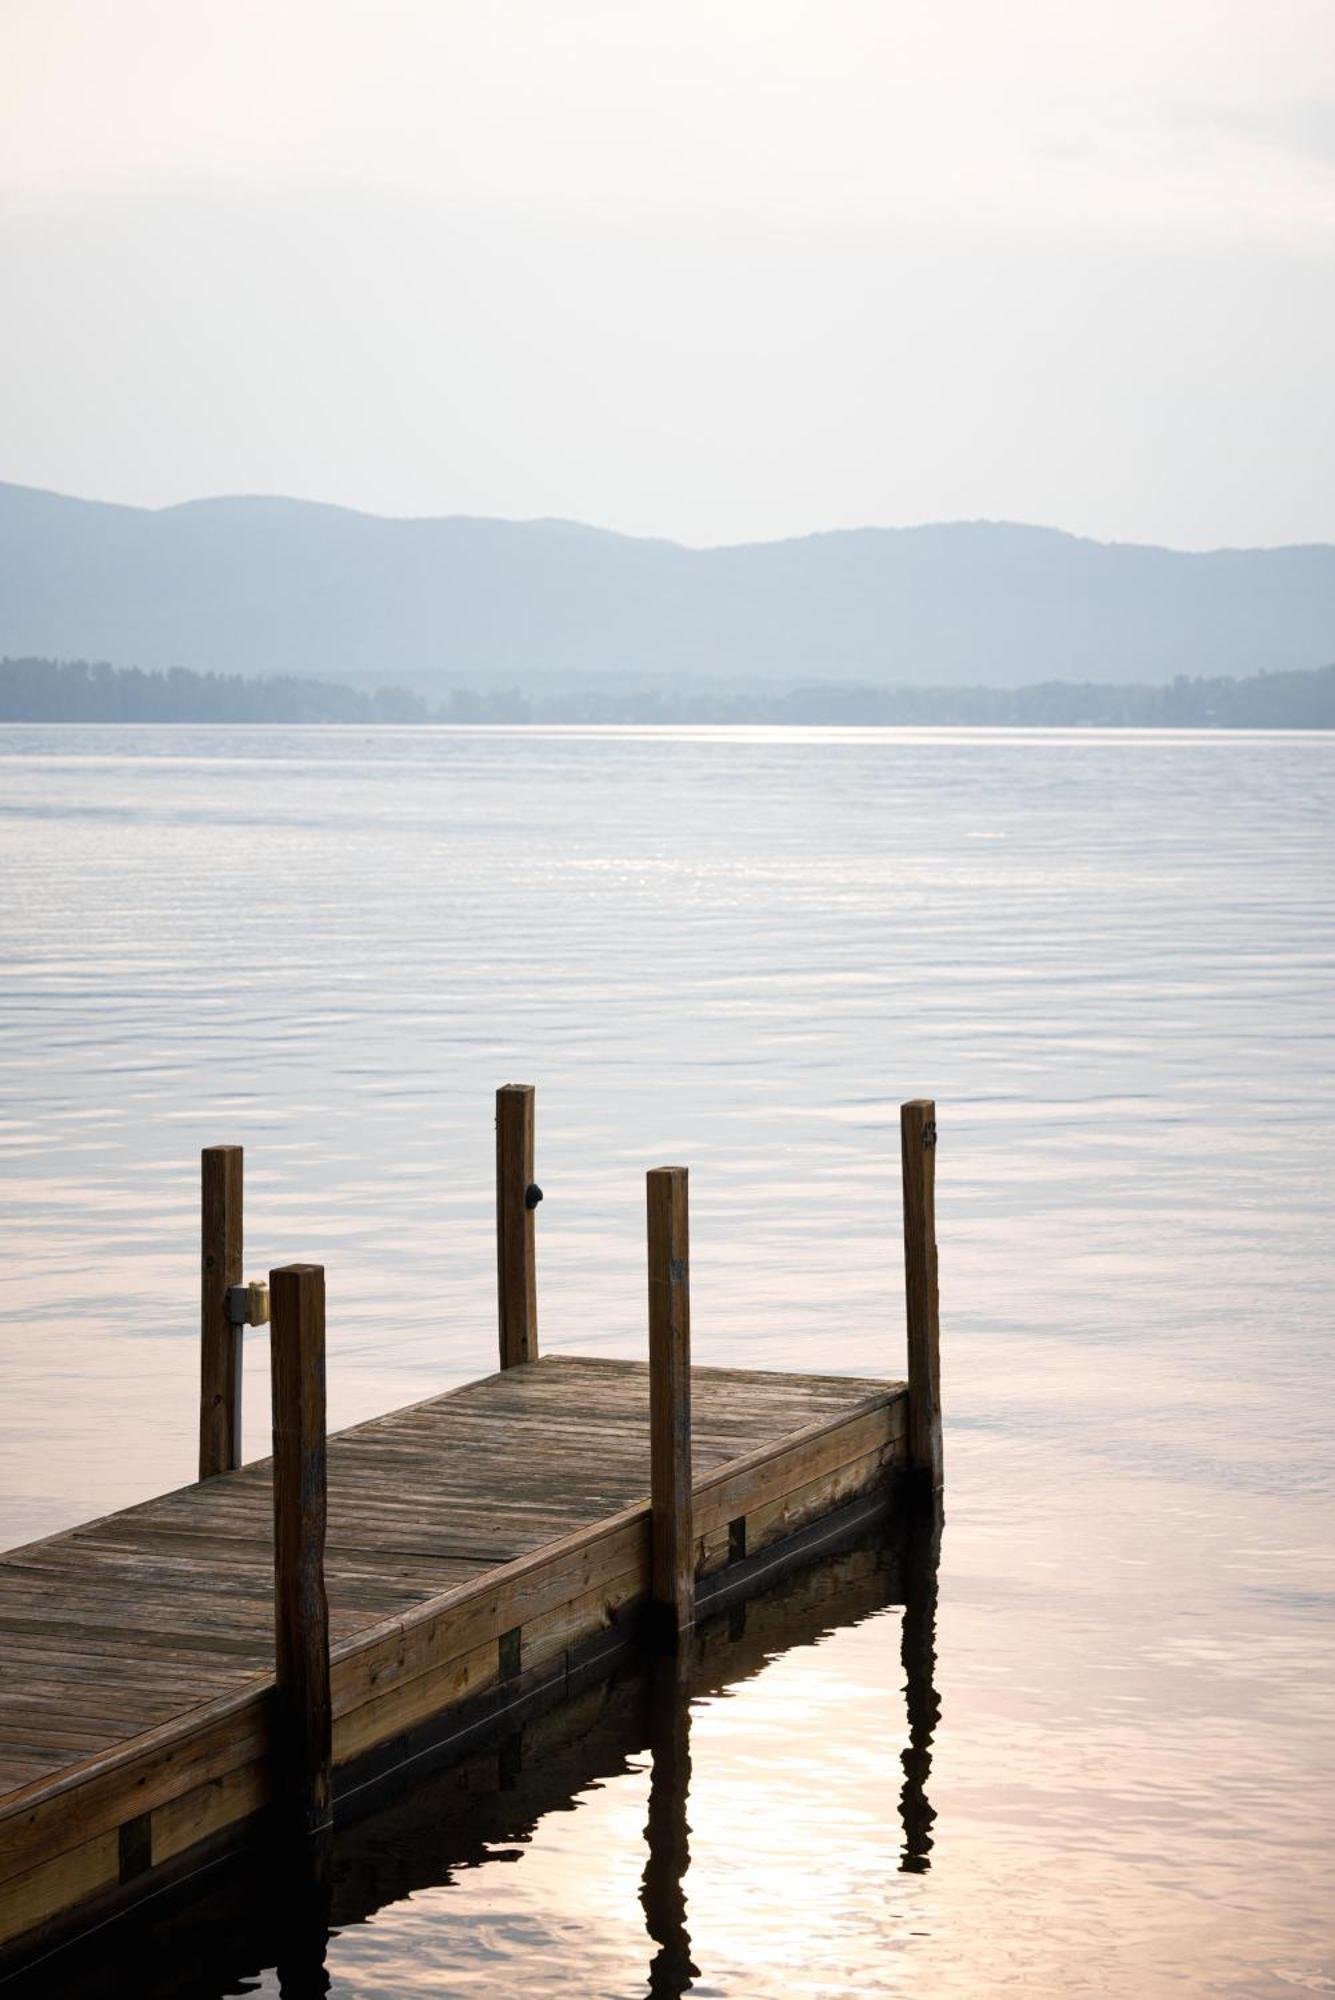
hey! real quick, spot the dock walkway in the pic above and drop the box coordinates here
[0,1088,942,1969]
[0,1357,903,1796]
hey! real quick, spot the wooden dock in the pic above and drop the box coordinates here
[0,1089,943,1970]
[16,1519,941,1997]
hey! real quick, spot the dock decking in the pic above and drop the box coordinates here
[0,1358,909,1960]
[0,1088,941,1969]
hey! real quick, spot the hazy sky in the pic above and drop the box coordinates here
[2,1,1333,546]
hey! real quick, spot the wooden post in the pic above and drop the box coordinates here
[647,1166,693,1640]
[496,1083,539,1369]
[269,1263,332,1836]
[900,1099,943,1491]
[200,1145,243,1480]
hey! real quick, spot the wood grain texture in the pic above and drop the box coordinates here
[742,1441,899,1555]
[150,1761,267,1867]
[0,1832,118,1947]
[496,1085,538,1369]
[199,1146,243,1480]
[327,1506,651,1725]
[269,1264,332,1836]
[647,1167,693,1638]
[694,1396,905,1534]
[0,1688,272,1885]
[901,1099,944,1490]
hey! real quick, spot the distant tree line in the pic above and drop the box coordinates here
[758,664,1335,729]
[0,657,429,724]
[3,655,1333,728]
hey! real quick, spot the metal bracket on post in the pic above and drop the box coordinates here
[226,1281,271,1327]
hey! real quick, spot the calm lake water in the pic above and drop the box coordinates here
[1,725,1332,1998]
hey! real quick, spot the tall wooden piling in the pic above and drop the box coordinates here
[900,1099,943,1491]
[647,1166,693,1639]
[496,1084,539,1370]
[199,1145,243,1480]
[269,1263,332,1836]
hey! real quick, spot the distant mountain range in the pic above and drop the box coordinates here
[3,481,1334,691]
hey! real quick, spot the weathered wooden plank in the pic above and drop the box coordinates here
[0,1731,129,1766]
[0,1643,241,1686]
[0,1693,204,1740]
[490,1355,891,1399]
[0,1726,222,1784]
[323,1367,876,1433]
[150,1762,268,1867]
[0,1579,278,1636]
[14,1529,487,1603]
[0,1756,69,1797]
[333,1640,499,1766]
[48,1505,549,1570]
[695,1521,733,1578]
[0,1831,119,1948]
[339,1376,871,1419]
[694,1397,905,1534]
[0,1687,271,1885]
[518,1567,647,1676]
[743,1441,898,1554]
[0,1613,268,1661]
[496,1084,538,1369]
[0,1550,282,1601]
[71,1521,522,1572]
[199,1145,243,1480]
[0,1569,405,1646]
[269,1262,332,1837]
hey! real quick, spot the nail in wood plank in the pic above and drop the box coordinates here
[647,1166,693,1639]
[496,1084,538,1369]
[900,1100,944,1491]
[269,1263,332,1836]
[199,1146,243,1480]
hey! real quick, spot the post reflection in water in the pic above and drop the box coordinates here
[640,1651,699,1998]
[898,1499,943,1875]
[271,1826,333,2000]
[635,1504,943,1996]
